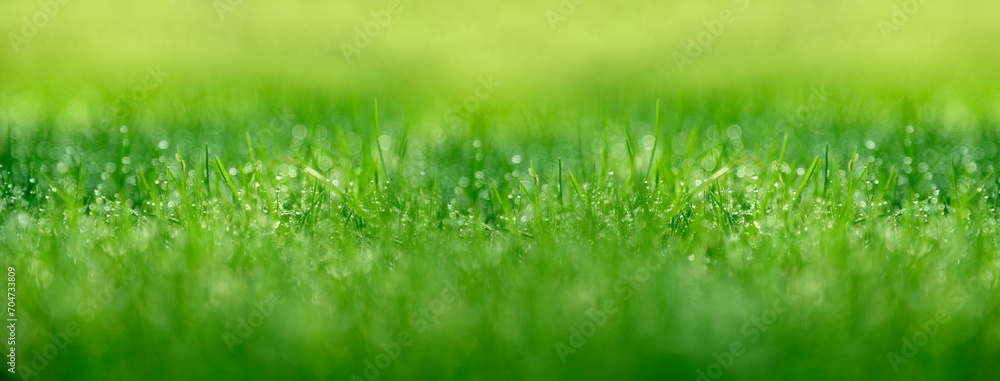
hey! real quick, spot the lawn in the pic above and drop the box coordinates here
[2,1,999,380]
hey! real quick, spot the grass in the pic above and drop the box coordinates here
[3,89,1000,380]
[3,1,1000,380]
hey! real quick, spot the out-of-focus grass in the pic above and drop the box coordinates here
[2,1,1000,381]
[2,0,1000,110]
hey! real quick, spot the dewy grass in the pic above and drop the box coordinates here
[2,91,999,380]
[2,1,1000,379]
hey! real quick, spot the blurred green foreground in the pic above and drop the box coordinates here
[2,1,1000,380]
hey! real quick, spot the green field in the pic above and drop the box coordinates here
[2,1,1000,380]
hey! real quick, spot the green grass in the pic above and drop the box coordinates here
[3,89,1000,380]
[3,0,1000,380]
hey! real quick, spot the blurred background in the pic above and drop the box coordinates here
[2,0,999,132]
